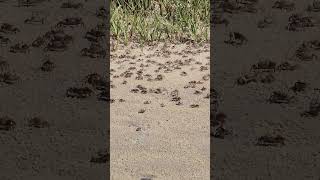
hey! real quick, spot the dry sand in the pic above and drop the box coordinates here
[110,41,210,179]
[0,0,107,179]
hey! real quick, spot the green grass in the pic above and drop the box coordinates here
[111,0,210,45]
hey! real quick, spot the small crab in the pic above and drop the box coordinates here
[211,112,226,128]
[97,90,109,101]
[276,61,298,71]
[238,3,258,13]
[211,126,231,139]
[80,43,106,58]
[307,0,320,12]
[257,17,273,28]
[212,14,229,26]
[17,0,36,7]
[43,28,65,40]
[96,22,107,31]
[9,43,30,53]
[86,29,105,38]
[0,116,16,131]
[0,35,10,45]
[41,60,55,72]
[290,81,307,93]
[0,23,20,34]
[44,40,68,52]
[96,7,108,19]
[236,0,258,5]
[256,135,285,146]
[190,104,199,108]
[268,91,293,104]
[85,73,107,90]
[211,112,231,139]
[56,17,85,28]
[32,36,46,47]
[60,2,83,9]
[224,32,248,46]
[272,0,295,11]
[236,72,257,85]
[251,59,277,72]
[90,149,109,163]
[257,72,275,84]
[84,29,105,42]
[218,1,241,14]
[301,98,320,117]
[66,87,93,98]
[50,34,73,45]
[27,117,49,128]
[294,46,317,61]
[24,12,45,25]
[286,14,316,31]
[304,40,320,50]
[0,72,19,84]
[0,60,9,72]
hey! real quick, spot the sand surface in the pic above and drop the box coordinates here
[110,41,210,179]
[0,0,107,179]
[212,0,320,179]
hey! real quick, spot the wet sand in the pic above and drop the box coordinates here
[0,0,107,179]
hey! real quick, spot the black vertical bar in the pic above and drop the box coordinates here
[106,0,110,179]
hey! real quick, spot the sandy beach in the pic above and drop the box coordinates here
[110,41,210,179]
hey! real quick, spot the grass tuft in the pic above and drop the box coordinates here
[111,0,209,45]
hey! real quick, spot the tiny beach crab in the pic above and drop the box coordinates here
[256,135,285,146]
[27,117,50,128]
[90,149,109,163]
[250,59,277,72]
[41,60,55,72]
[0,72,19,84]
[66,87,93,98]
[286,14,316,31]
[272,0,295,11]
[9,42,30,53]
[224,32,248,46]
[0,23,20,34]
[0,35,10,46]
[44,40,68,52]
[56,17,85,28]
[294,45,317,61]
[0,116,16,131]
[276,61,298,71]
[301,97,320,117]
[80,43,106,58]
[96,7,108,19]
[84,28,105,42]
[236,72,257,85]
[257,17,273,28]
[268,91,294,104]
[307,0,320,12]
[24,11,45,25]
[61,2,83,9]
[290,81,307,93]
[32,36,46,47]
[212,14,229,26]
[85,73,107,90]
[97,90,109,101]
